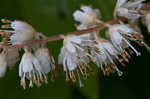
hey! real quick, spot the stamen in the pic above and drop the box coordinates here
[21,79,26,89]
[77,70,84,87]
[34,80,41,87]
[142,41,150,52]
[65,71,69,81]
[44,76,48,84]
[128,49,134,55]
[81,67,88,79]
[116,68,123,76]
[1,25,10,29]
[0,30,14,33]
[40,74,44,82]
[1,19,11,23]
[29,80,33,88]
[123,50,131,59]
[94,46,100,53]
[122,37,141,56]
[70,71,76,82]
[117,57,126,66]
[112,64,123,76]
[101,66,106,76]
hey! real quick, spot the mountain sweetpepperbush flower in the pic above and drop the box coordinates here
[35,47,55,83]
[59,35,92,86]
[86,33,123,76]
[73,5,101,30]
[1,19,36,45]
[19,48,48,89]
[114,0,145,19]
[106,24,142,56]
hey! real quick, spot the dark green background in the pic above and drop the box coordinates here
[0,0,150,99]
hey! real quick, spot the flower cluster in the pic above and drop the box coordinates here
[0,0,150,89]
[0,20,55,89]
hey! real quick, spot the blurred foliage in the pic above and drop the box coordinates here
[0,0,150,99]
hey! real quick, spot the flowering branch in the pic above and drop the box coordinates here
[1,0,150,89]
[3,2,150,49]
[4,19,118,49]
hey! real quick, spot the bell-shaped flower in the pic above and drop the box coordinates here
[19,48,47,89]
[114,0,145,19]
[35,47,55,83]
[88,35,123,76]
[106,24,143,56]
[73,5,101,29]
[1,20,36,45]
[58,35,91,85]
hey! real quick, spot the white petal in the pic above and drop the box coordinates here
[95,9,101,19]
[65,42,76,53]
[81,5,93,13]
[103,42,119,56]
[58,47,65,64]
[20,53,34,73]
[67,56,77,71]
[124,0,145,8]
[10,21,35,44]
[35,47,51,74]
[11,21,35,33]
[33,57,42,71]
[73,10,85,23]
[116,0,127,7]
[63,56,67,71]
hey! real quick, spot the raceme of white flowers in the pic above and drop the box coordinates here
[0,0,150,89]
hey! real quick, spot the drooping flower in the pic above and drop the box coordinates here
[1,19,36,45]
[0,53,7,77]
[114,0,145,19]
[35,47,55,82]
[58,35,92,86]
[19,48,47,89]
[87,33,123,76]
[106,24,143,56]
[73,5,101,30]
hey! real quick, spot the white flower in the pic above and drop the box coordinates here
[1,20,36,45]
[0,53,7,77]
[5,48,19,67]
[19,49,46,89]
[73,5,101,29]
[114,0,145,19]
[88,37,123,76]
[35,47,55,82]
[59,35,91,84]
[106,24,142,56]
